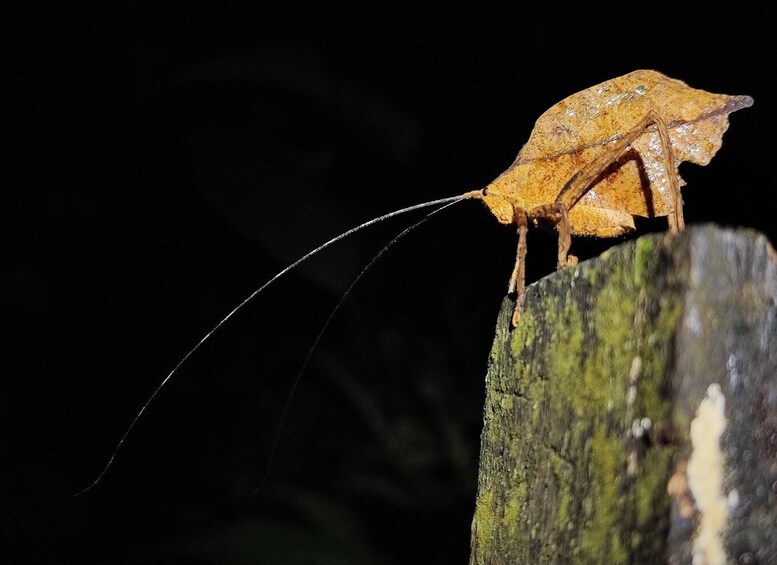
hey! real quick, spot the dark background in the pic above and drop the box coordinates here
[4,2,774,563]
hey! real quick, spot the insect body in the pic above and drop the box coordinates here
[471,69,752,324]
[78,70,751,494]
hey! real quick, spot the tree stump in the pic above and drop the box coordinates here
[469,226,777,564]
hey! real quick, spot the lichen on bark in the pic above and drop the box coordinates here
[470,231,685,564]
[470,226,777,564]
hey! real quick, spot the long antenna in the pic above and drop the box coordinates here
[254,198,463,495]
[75,193,473,496]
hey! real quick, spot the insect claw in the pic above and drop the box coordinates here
[511,304,522,327]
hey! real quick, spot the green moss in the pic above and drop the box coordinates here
[472,233,685,563]
[637,300,681,422]
[634,449,670,526]
[514,307,538,352]
[563,256,637,421]
[633,236,655,287]
[499,392,514,412]
[473,488,496,552]
[503,484,525,533]
[507,307,537,392]
[551,451,573,533]
[579,429,628,564]
[546,297,584,403]
[581,284,633,414]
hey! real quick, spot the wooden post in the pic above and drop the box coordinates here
[469,226,777,564]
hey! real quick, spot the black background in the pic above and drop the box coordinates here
[5,2,774,563]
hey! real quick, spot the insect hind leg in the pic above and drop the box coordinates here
[651,112,684,231]
[554,110,685,234]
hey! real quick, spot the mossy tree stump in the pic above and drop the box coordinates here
[470,226,777,564]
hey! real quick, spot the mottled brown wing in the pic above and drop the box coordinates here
[516,70,752,222]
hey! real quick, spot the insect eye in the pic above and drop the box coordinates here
[482,187,489,196]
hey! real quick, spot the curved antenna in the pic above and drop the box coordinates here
[254,198,463,496]
[74,194,467,497]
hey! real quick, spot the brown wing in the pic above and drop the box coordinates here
[514,70,752,222]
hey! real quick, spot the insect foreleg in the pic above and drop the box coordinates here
[507,208,529,326]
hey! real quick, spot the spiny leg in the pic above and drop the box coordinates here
[653,114,684,231]
[554,109,685,241]
[508,208,529,326]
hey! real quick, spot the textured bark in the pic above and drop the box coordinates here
[469,225,777,564]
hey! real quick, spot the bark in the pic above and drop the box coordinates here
[469,225,777,564]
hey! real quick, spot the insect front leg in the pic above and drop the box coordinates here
[508,207,529,326]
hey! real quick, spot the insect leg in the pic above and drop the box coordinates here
[525,202,577,270]
[554,111,684,233]
[529,113,644,268]
[508,207,529,326]
[650,111,684,231]
[555,203,576,269]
